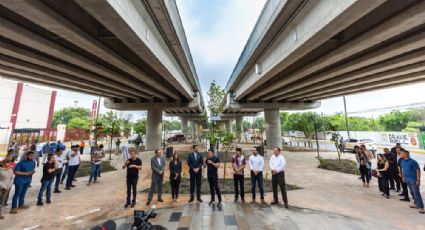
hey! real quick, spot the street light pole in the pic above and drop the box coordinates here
[109,118,116,160]
[312,115,320,158]
[343,96,350,138]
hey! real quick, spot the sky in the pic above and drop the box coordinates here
[8,1,425,122]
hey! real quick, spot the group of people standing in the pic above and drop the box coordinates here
[357,143,425,214]
[123,145,289,209]
[0,140,108,219]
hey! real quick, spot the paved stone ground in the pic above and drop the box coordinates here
[108,202,400,230]
[0,147,424,229]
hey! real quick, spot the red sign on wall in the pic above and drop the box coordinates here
[92,100,97,118]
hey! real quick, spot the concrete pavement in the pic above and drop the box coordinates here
[0,148,424,229]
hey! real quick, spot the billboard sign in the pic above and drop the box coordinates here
[92,100,97,118]
[379,132,419,147]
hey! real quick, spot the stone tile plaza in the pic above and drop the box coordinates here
[1,0,425,229]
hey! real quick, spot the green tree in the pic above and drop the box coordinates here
[99,111,121,136]
[133,119,147,136]
[164,120,181,131]
[207,80,225,115]
[67,117,89,130]
[378,110,412,131]
[242,120,251,131]
[52,107,91,128]
[252,117,264,130]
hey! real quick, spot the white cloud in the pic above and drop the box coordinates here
[177,0,266,84]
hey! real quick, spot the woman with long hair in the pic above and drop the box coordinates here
[356,149,370,187]
[376,154,390,198]
[169,151,182,202]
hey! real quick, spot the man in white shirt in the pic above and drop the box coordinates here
[65,145,80,190]
[249,146,266,204]
[269,147,288,208]
[53,149,65,193]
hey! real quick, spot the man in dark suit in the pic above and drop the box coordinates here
[188,145,203,202]
[146,149,166,206]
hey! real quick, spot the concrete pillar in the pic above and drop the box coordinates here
[188,120,194,139]
[236,116,243,142]
[219,122,226,131]
[146,108,162,151]
[225,120,232,132]
[192,120,198,142]
[180,116,188,132]
[264,109,282,150]
[236,116,243,132]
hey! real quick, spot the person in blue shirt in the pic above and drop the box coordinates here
[10,151,36,214]
[399,150,425,214]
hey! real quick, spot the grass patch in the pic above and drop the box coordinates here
[283,145,329,152]
[140,177,302,194]
[75,160,117,178]
[317,158,359,175]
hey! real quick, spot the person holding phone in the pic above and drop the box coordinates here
[123,151,142,208]
[204,149,222,207]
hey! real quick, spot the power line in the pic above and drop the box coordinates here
[348,102,425,114]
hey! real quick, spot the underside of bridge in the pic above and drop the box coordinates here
[0,0,205,150]
[225,0,425,149]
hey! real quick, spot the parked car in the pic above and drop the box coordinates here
[167,134,185,143]
[344,138,377,153]
[289,130,305,138]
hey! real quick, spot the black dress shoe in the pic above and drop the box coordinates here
[36,201,43,206]
[188,197,194,203]
[158,198,164,202]
[70,185,76,187]
[197,197,203,202]
[46,200,51,204]
[400,198,410,202]
[131,203,136,208]
[65,187,71,190]
[146,201,151,206]
[270,201,279,205]
[54,190,61,193]
[124,203,130,208]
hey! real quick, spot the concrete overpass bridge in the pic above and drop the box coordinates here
[0,0,204,150]
[225,0,425,149]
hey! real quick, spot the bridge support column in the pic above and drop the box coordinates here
[236,116,243,132]
[146,108,163,151]
[264,109,281,150]
[225,120,232,133]
[180,116,188,132]
[236,116,243,142]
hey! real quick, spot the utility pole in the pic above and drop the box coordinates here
[321,112,326,139]
[312,115,320,158]
[343,96,350,138]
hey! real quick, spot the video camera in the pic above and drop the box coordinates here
[133,205,158,230]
